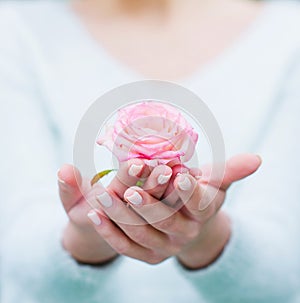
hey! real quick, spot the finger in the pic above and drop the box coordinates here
[162,164,189,206]
[200,154,262,190]
[221,154,262,190]
[174,173,199,212]
[124,187,198,237]
[67,182,108,227]
[87,210,160,263]
[93,187,145,226]
[160,164,201,206]
[91,185,171,250]
[57,164,84,212]
[189,167,202,179]
[174,173,225,221]
[142,165,172,199]
[107,159,150,198]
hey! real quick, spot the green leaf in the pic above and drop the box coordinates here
[91,169,117,186]
[136,180,144,187]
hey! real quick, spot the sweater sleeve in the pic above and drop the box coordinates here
[0,5,122,303]
[175,53,300,303]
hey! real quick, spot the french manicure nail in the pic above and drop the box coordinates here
[96,192,113,208]
[128,164,143,177]
[177,174,192,191]
[57,169,66,184]
[126,190,143,205]
[157,173,172,185]
[147,159,158,167]
[58,177,66,185]
[256,154,262,162]
[87,210,101,226]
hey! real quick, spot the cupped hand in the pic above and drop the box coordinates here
[57,158,155,263]
[57,164,118,264]
[84,154,261,268]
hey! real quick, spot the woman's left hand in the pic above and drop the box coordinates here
[88,154,261,269]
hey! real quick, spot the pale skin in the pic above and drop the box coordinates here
[60,155,261,268]
[71,0,264,80]
[60,0,264,268]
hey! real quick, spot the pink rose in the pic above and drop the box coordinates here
[97,101,198,166]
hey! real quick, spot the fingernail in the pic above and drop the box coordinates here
[128,164,143,177]
[256,154,262,162]
[87,210,101,226]
[57,169,66,185]
[177,174,192,191]
[157,173,172,185]
[126,190,143,205]
[147,159,158,167]
[58,177,66,185]
[96,192,113,208]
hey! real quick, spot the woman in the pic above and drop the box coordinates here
[1,0,300,302]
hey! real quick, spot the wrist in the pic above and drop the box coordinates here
[62,221,118,264]
[177,211,231,269]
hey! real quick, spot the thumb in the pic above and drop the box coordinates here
[57,164,84,212]
[220,153,262,190]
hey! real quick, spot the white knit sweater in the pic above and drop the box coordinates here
[1,1,300,302]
